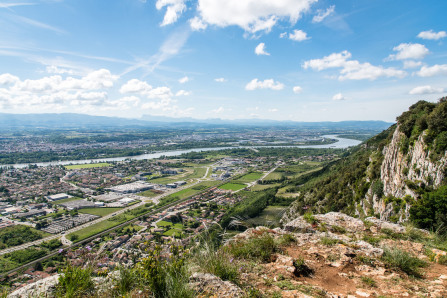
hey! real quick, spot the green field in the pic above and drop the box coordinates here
[247,206,286,227]
[159,180,221,206]
[64,163,111,170]
[262,172,283,182]
[156,220,173,227]
[78,207,123,217]
[234,172,264,183]
[219,183,247,191]
[68,205,152,242]
[251,183,281,191]
[67,214,133,242]
[51,197,82,205]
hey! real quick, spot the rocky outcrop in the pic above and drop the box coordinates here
[376,126,447,220]
[381,127,447,199]
[189,272,244,297]
[9,274,60,298]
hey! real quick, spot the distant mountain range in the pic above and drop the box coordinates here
[0,113,394,130]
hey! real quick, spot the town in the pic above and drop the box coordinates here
[0,146,342,290]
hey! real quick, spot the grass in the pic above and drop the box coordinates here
[219,183,246,191]
[64,163,111,170]
[157,220,173,227]
[246,206,285,227]
[361,276,377,287]
[381,247,428,277]
[228,231,278,262]
[251,183,281,191]
[262,172,283,182]
[193,246,240,284]
[67,213,134,242]
[51,197,83,205]
[78,207,123,217]
[160,180,221,205]
[233,172,263,183]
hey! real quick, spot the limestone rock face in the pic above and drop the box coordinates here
[9,274,60,298]
[377,126,447,220]
[189,272,244,297]
[381,127,447,199]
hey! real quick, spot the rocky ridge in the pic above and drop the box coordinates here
[9,212,447,297]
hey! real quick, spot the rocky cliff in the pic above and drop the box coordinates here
[283,99,447,224]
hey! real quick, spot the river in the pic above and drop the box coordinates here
[4,135,361,169]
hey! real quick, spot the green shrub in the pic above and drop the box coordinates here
[303,212,317,225]
[55,264,95,298]
[137,244,193,298]
[331,225,347,234]
[194,247,239,284]
[362,235,381,246]
[381,247,427,277]
[228,232,278,262]
[361,276,377,287]
[438,255,447,265]
[320,236,343,247]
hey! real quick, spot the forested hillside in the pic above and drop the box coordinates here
[283,98,447,232]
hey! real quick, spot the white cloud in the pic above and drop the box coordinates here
[196,0,317,33]
[289,29,309,41]
[214,78,226,82]
[0,3,34,8]
[388,43,429,61]
[155,0,186,26]
[417,30,447,40]
[279,32,287,38]
[268,108,278,112]
[293,86,303,94]
[415,64,447,77]
[212,107,225,113]
[175,90,191,96]
[178,76,189,84]
[189,16,208,31]
[403,60,423,69]
[0,70,121,111]
[332,93,345,101]
[0,73,19,85]
[312,5,335,23]
[120,79,173,99]
[303,50,407,80]
[409,85,444,95]
[245,79,284,91]
[255,43,270,56]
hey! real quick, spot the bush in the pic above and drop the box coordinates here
[381,247,427,277]
[303,212,317,225]
[55,264,94,297]
[137,244,193,298]
[194,247,239,284]
[228,232,278,262]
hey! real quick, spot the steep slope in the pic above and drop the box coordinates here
[283,98,447,227]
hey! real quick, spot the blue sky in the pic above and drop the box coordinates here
[0,0,446,121]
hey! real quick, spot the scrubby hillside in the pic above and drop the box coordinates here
[10,212,447,297]
[283,98,447,229]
